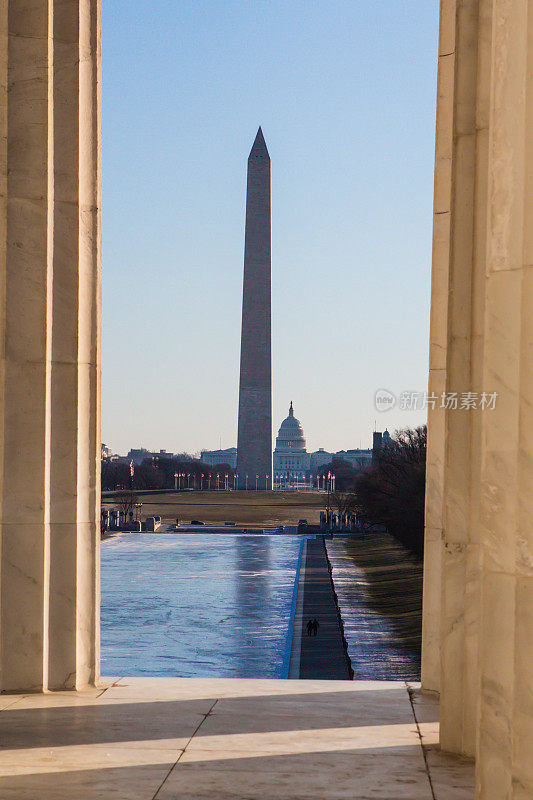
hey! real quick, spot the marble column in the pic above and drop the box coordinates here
[476,1,533,796]
[0,0,101,692]
[424,0,533,796]
[423,0,492,757]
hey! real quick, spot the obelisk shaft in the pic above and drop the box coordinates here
[236,128,272,489]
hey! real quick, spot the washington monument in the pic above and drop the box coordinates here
[236,128,272,490]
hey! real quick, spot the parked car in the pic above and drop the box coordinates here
[190,520,204,526]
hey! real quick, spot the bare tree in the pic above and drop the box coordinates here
[330,491,357,516]
[353,426,427,556]
[114,490,139,519]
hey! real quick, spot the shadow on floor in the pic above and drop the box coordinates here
[0,679,474,800]
[0,688,437,749]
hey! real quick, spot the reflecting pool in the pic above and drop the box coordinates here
[101,533,301,678]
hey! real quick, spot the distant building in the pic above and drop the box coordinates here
[336,448,373,470]
[101,443,112,460]
[127,448,175,466]
[200,447,237,469]
[273,402,310,479]
[309,448,334,471]
[309,430,392,475]
[372,428,392,464]
[153,449,174,460]
[127,448,150,466]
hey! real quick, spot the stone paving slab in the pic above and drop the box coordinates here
[408,686,475,800]
[0,678,474,799]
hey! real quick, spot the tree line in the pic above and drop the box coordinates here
[101,456,235,492]
[320,426,427,557]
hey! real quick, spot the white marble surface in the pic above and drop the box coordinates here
[0,0,101,692]
[424,3,533,795]
[0,678,474,799]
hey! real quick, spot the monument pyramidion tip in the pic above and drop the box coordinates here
[249,126,270,160]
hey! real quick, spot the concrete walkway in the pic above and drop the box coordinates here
[0,678,474,799]
[289,537,352,680]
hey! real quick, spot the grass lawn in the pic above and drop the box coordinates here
[103,490,326,527]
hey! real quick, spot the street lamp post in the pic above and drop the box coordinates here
[245,474,248,490]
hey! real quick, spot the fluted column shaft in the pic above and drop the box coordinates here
[0,0,101,692]
[424,1,533,796]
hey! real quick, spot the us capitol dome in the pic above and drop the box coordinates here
[273,402,310,482]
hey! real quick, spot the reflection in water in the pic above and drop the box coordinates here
[233,536,272,677]
[326,535,422,681]
[101,533,300,678]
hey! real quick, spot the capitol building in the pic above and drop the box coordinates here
[273,402,311,480]
[200,401,381,483]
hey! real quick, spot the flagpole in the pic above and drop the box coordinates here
[327,471,331,529]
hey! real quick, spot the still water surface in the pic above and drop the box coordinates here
[101,533,300,678]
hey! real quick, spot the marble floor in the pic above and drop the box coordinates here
[0,678,474,799]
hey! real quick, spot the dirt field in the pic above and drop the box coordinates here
[103,490,325,527]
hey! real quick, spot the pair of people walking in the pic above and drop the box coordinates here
[306,618,319,637]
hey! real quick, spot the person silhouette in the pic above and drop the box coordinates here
[312,618,319,637]
[306,619,313,637]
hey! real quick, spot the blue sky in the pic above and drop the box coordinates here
[102,0,439,456]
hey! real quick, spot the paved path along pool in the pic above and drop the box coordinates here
[289,537,351,680]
